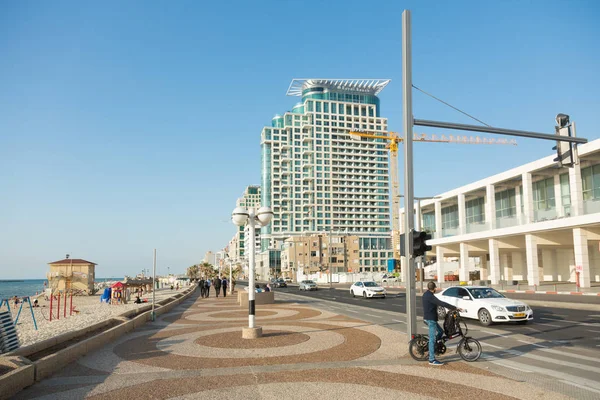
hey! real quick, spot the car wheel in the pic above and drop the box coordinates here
[478,308,492,326]
[437,306,447,319]
[351,290,355,298]
[363,292,367,299]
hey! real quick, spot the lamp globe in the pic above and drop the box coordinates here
[231,207,249,226]
[256,206,274,226]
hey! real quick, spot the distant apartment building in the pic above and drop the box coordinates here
[260,79,394,272]
[228,185,263,273]
[405,138,600,288]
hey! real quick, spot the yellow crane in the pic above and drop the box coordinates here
[348,130,517,262]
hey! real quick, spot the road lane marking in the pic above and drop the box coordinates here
[587,329,600,333]
[365,313,379,317]
[559,380,600,395]
[481,330,510,338]
[392,319,406,324]
[535,323,562,327]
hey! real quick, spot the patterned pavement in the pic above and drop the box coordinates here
[14,289,571,399]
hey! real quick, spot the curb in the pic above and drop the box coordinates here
[0,286,197,398]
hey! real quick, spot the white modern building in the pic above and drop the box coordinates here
[227,185,263,275]
[405,138,600,288]
[259,79,394,272]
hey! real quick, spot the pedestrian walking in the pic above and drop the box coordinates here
[222,277,228,297]
[214,276,222,298]
[205,278,211,297]
[199,277,206,298]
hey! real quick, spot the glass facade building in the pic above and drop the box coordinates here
[260,79,393,272]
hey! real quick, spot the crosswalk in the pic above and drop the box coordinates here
[286,291,600,398]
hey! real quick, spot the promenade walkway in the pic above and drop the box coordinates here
[15,288,573,399]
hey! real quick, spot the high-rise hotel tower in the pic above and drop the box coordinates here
[260,79,394,272]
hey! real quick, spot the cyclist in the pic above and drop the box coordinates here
[422,281,463,366]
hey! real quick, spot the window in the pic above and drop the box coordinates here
[495,188,516,218]
[582,165,600,200]
[466,197,485,224]
[560,174,571,211]
[533,177,556,210]
[423,212,435,232]
[442,205,459,229]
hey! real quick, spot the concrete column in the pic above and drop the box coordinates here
[522,172,534,224]
[485,184,496,230]
[553,175,563,218]
[436,246,444,285]
[458,193,466,235]
[525,234,540,286]
[569,163,584,216]
[501,253,512,281]
[459,243,469,282]
[511,252,525,281]
[480,255,488,281]
[541,249,556,281]
[515,187,523,225]
[434,200,443,239]
[573,228,591,288]
[489,239,500,285]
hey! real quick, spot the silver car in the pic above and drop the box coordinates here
[299,280,318,291]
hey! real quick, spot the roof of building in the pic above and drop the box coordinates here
[286,79,391,97]
[48,259,97,265]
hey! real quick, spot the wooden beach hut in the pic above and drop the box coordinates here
[47,257,97,295]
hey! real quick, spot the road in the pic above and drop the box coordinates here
[242,282,600,397]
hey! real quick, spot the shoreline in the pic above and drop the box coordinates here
[2,286,193,348]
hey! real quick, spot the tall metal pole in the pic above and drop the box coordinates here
[415,199,424,293]
[151,249,156,321]
[229,257,233,295]
[402,9,417,338]
[248,210,256,329]
[329,230,333,289]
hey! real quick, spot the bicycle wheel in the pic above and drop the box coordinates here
[457,337,482,362]
[409,336,429,361]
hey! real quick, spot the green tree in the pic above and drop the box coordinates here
[186,264,199,280]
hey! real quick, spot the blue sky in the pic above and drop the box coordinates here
[1,0,598,279]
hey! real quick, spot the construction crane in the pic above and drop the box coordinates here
[348,130,517,263]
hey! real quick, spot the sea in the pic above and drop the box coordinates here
[0,278,124,301]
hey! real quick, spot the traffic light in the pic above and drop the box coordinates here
[413,230,432,257]
[553,113,575,167]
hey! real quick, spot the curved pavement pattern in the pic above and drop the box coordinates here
[15,289,571,400]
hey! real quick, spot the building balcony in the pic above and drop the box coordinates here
[495,215,520,229]
[442,227,460,237]
[466,221,489,234]
[534,208,558,222]
[584,199,600,215]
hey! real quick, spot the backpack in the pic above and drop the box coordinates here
[443,310,461,338]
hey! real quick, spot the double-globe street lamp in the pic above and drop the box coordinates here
[231,206,273,339]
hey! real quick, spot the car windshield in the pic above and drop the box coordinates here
[468,288,505,299]
[363,281,378,287]
[304,280,314,284]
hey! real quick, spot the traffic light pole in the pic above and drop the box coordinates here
[402,9,417,339]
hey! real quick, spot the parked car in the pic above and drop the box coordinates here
[299,280,318,291]
[284,277,292,282]
[436,286,533,326]
[350,281,387,298]
[382,275,399,283]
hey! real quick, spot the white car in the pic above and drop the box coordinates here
[350,281,387,298]
[382,276,399,283]
[299,280,318,291]
[436,286,533,326]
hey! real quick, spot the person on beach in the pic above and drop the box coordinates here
[205,278,211,297]
[13,296,20,305]
[134,296,142,304]
[221,277,228,297]
[33,299,39,307]
[214,276,222,298]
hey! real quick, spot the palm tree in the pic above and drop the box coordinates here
[199,262,216,279]
[186,264,199,280]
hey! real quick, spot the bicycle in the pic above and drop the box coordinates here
[408,310,482,362]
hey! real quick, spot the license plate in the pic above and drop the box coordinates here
[514,313,525,318]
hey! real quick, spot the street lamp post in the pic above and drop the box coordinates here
[232,206,273,339]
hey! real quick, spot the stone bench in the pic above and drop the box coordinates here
[237,290,275,307]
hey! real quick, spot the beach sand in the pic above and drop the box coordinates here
[3,286,191,348]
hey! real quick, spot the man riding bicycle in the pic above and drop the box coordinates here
[422,281,463,366]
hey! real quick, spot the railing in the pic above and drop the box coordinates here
[534,208,558,222]
[496,215,519,229]
[584,199,600,215]
[466,222,488,234]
